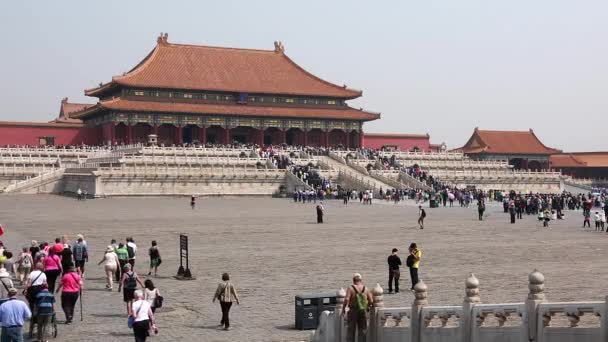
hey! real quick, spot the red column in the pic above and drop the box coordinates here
[127,124,133,144]
[281,129,286,144]
[303,129,308,146]
[359,129,364,148]
[258,129,264,146]
[345,131,350,149]
[323,130,329,147]
[224,128,230,144]
[110,123,116,146]
[153,124,159,135]
[177,126,184,145]
[199,126,207,144]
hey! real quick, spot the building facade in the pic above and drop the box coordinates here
[69,34,379,147]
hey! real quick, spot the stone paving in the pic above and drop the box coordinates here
[0,195,606,341]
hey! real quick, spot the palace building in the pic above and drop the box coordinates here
[63,33,378,147]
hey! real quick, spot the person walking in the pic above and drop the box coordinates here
[126,238,137,270]
[98,246,120,291]
[316,202,325,224]
[417,206,426,229]
[33,283,55,342]
[477,199,485,221]
[341,273,373,342]
[60,243,73,274]
[0,288,31,342]
[131,290,156,342]
[43,248,62,293]
[24,264,47,310]
[147,241,161,277]
[143,279,161,314]
[387,248,401,294]
[72,237,88,276]
[212,273,240,331]
[115,243,129,283]
[55,266,82,324]
[16,247,33,286]
[119,264,144,315]
[407,243,422,291]
[0,268,13,303]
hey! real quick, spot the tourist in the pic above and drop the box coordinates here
[316,202,324,223]
[417,206,426,229]
[76,234,88,247]
[3,252,14,278]
[148,241,161,277]
[34,283,55,341]
[98,245,120,290]
[387,248,401,294]
[60,242,74,273]
[190,195,196,209]
[72,237,88,275]
[407,243,421,291]
[213,273,240,331]
[341,273,373,342]
[143,279,161,313]
[16,247,33,285]
[509,200,516,224]
[115,242,129,282]
[76,188,82,200]
[594,212,601,231]
[477,199,485,221]
[55,266,82,324]
[131,289,157,341]
[126,237,137,269]
[29,241,40,259]
[0,288,31,341]
[43,248,62,293]
[583,211,591,228]
[24,263,47,310]
[52,239,63,255]
[0,268,13,303]
[120,264,144,315]
[601,211,606,231]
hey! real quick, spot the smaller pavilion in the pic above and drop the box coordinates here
[458,128,561,170]
[550,152,608,179]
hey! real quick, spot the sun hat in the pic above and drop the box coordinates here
[106,246,114,253]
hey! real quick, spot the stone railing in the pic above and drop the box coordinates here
[369,170,408,190]
[398,170,434,192]
[1,168,65,193]
[328,151,347,165]
[311,270,608,342]
[346,159,370,175]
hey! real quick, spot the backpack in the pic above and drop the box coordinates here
[21,254,31,268]
[124,272,137,289]
[406,255,415,268]
[352,285,368,317]
[127,245,135,259]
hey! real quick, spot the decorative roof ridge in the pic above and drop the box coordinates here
[527,129,562,153]
[364,132,429,138]
[281,53,362,98]
[564,151,608,155]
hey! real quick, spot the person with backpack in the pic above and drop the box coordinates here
[407,243,422,291]
[25,263,47,310]
[148,241,161,277]
[417,206,426,229]
[126,237,138,270]
[212,273,240,331]
[16,247,33,286]
[341,273,373,342]
[120,264,144,315]
[72,237,88,275]
[0,268,13,303]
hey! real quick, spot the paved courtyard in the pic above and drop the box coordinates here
[0,195,606,341]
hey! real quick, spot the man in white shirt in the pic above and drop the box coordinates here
[126,237,138,269]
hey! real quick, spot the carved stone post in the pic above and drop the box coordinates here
[335,288,347,342]
[369,283,384,342]
[462,273,481,342]
[526,269,546,342]
[411,280,428,342]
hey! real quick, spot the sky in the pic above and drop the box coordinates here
[0,0,606,151]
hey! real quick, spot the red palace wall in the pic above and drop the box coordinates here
[0,124,100,146]
[363,134,431,151]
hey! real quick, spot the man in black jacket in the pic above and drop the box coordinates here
[387,248,401,293]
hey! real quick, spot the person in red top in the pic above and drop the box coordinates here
[52,238,63,255]
[43,249,62,293]
[55,266,82,324]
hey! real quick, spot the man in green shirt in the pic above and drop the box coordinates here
[114,243,129,283]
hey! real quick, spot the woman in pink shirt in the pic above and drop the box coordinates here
[43,248,62,293]
[55,266,82,324]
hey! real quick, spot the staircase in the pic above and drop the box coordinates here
[314,155,393,193]
[1,168,65,194]
[398,170,434,192]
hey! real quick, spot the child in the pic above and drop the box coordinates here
[600,211,606,231]
[583,211,591,228]
[594,212,601,231]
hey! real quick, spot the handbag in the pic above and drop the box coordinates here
[153,289,163,308]
[128,303,144,329]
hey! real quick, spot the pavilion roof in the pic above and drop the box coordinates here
[51,98,93,124]
[364,132,430,139]
[551,152,608,168]
[85,34,362,99]
[459,128,561,155]
[72,98,380,121]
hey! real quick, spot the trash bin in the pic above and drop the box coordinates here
[295,294,337,330]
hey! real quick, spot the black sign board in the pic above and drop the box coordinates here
[176,234,193,279]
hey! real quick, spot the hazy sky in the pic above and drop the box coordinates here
[1,1,606,151]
